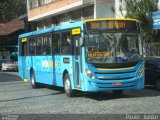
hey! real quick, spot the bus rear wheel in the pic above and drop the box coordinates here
[30,70,39,89]
[64,73,75,97]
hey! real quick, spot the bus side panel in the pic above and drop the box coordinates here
[53,55,62,87]
[54,55,73,88]
[25,56,33,81]
[32,56,54,85]
[18,56,30,80]
[18,56,23,79]
[28,55,73,87]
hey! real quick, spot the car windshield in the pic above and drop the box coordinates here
[3,60,14,64]
[85,32,143,63]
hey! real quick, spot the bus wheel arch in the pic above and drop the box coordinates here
[63,70,75,97]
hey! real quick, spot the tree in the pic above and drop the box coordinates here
[0,0,26,22]
[118,0,158,43]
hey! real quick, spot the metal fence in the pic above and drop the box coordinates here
[144,43,160,57]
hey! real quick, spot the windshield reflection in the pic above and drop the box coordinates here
[85,32,143,63]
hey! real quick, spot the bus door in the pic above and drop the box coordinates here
[21,38,27,79]
[72,28,82,89]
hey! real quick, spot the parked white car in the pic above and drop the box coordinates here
[0,59,18,71]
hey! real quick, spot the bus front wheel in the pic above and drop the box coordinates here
[64,73,75,97]
[30,71,39,89]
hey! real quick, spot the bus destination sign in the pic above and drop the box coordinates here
[86,20,139,31]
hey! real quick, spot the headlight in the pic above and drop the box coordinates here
[137,65,144,77]
[2,64,6,67]
[85,68,95,79]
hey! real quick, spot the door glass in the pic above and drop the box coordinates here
[72,35,80,57]
[72,35,81,87]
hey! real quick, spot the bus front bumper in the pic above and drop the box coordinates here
[83,76,144,92]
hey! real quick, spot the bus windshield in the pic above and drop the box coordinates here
[85,32,143,63]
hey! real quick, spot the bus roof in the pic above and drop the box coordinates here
[19,18,139,38]
[18,27,54,38]
[19,21,83,38]
[83,18,139,23]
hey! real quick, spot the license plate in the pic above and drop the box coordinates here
[112,82,123,87]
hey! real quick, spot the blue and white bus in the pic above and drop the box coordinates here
[18,18,144,97]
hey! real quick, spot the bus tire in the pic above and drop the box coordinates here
[112,90,123,97]
[64,73,75,97]
[30,70,39,89]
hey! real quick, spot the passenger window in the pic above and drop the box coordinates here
[29,37,36,55]
[61,32,71,54]
[52,34,60,54]
[43,35,52,55]
[36,37,43,55]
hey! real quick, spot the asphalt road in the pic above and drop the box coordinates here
[0,71,160,116]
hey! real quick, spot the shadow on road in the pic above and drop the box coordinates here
[79,88,160,101]
[0,91,63,103]
[33,81,160,101]
[0,88,32,93]
[43,84,64,92]
[0,81,24,86]
[0,71,21,83]
[40,85,160,101]
[1,71,160,101]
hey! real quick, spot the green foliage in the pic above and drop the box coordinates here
[0,0,26,21]
[119,0,158,43]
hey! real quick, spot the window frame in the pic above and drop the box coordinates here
[36,36,44,55]
[52,32,61,55]
[60,30,72,55]
[28,37,36,56]
[43,34,52,55]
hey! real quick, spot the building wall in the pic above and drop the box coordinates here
[27,0,86,21]
[114,0,126,18]
[27,0,125,31]
[95,0,114,18]
[158,0,160,10]
[35,5,94,30]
